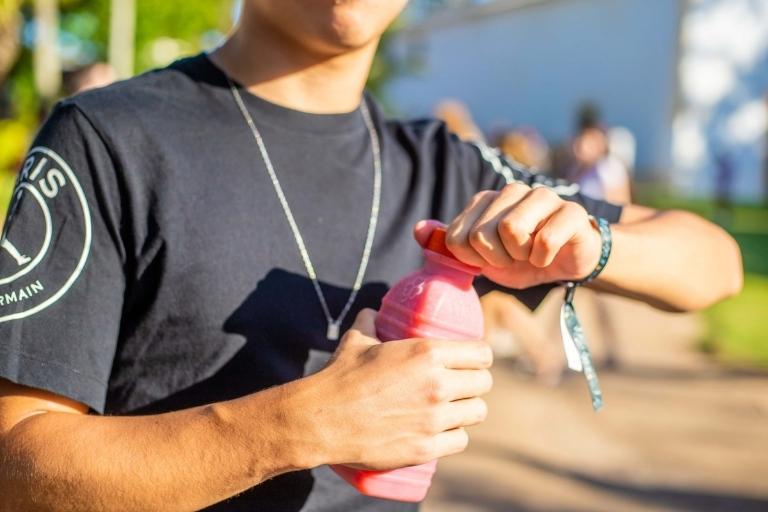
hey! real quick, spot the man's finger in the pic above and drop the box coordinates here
[446,191,498,267]
[431,340,494,370]
[497,186,562,261]
[529,203,585,268]
[433,427,470,458]
[442,369,493,401]
[343,308,379,342]
[440,397,488,430]
[467,183,532,264]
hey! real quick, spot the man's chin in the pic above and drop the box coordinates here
[305,29,380,57]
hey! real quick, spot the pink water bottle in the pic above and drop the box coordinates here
[331,225,485,502]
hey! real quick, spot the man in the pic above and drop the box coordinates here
[0,2,742,511]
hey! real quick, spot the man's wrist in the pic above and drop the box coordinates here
[267,375,334,470]
[201,378,328,484]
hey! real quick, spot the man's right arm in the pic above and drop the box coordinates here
[0,310,492,511]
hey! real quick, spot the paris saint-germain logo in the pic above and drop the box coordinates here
[0,147,92,322]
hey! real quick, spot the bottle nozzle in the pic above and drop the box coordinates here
[426,226,455,259]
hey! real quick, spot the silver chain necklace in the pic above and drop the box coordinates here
[227,79,382,341]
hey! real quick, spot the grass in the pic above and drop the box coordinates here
[732,232,768,277]
[701,274,768,368]
[704,231,768,368]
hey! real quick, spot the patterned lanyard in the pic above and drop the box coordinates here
[560,216,612,411]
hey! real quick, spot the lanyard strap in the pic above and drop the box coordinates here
[559,215,613,411]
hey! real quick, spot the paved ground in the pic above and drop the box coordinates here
[422,291,768,512]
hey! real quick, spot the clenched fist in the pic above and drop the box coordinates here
[297,309,493,470]
[415,183,603,289]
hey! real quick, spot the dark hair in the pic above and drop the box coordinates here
[576,102,602,132]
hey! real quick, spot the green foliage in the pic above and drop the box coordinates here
[1,0,234,179]
[53,0,231,72]
[703,232,768,367]
[133,0,231,72]
[366,17,407,100]
[702,274,768,368]
[636,185,768,235]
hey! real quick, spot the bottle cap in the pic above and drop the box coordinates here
[426,227,455,259]
[425,225,483,275]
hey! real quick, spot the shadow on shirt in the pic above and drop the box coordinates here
[131,268,395,511]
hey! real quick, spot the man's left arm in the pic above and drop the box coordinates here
[415,184,742,313]
[591,203,742,311]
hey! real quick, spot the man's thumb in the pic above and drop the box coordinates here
[349,308,378,338]
[337,308,380,353]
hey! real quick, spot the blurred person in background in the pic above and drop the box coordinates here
[567,105,634,367]
[0,2,742,511]
[433,98,484,142]
[568,105,632,205]
[495,126,550,171]
[491,125,565,383]
[607,125,637,180]
[63,62,117,96]
[714,151,735,228]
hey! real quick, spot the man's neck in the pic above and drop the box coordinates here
[209,17,378,114]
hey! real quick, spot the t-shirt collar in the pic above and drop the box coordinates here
[193,52,367,135]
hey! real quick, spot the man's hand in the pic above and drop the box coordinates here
[297,309,493,470]
[415,183,602,289]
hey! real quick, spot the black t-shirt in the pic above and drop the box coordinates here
[0,54,621,511]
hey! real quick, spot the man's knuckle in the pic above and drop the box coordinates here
[445,228,467,251]
[472,190,495,204]
[499,216,526,239]
[501,183,526,196]
[468,228,486,246]
[412,339,439,363]
[531,185,556,199]
[498,216,514,234]
[425,377,448,404]
[415,437,437,461]
[537,230,557,250]
[563,200,586,216]
[344,330,363,344]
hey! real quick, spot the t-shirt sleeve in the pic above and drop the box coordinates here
[0,101,125,413]
[455,138,624,223]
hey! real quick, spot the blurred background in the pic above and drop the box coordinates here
[0,0,766,510]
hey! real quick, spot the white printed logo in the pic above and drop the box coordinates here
[0,147,92,322]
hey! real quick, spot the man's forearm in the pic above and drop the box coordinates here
[594,206,743,311]
[0,380,319,512]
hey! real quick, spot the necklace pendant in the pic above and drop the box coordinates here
[326,321,341,341]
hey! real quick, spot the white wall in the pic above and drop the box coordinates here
[672,0,768,201]
[386,0,681,176]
